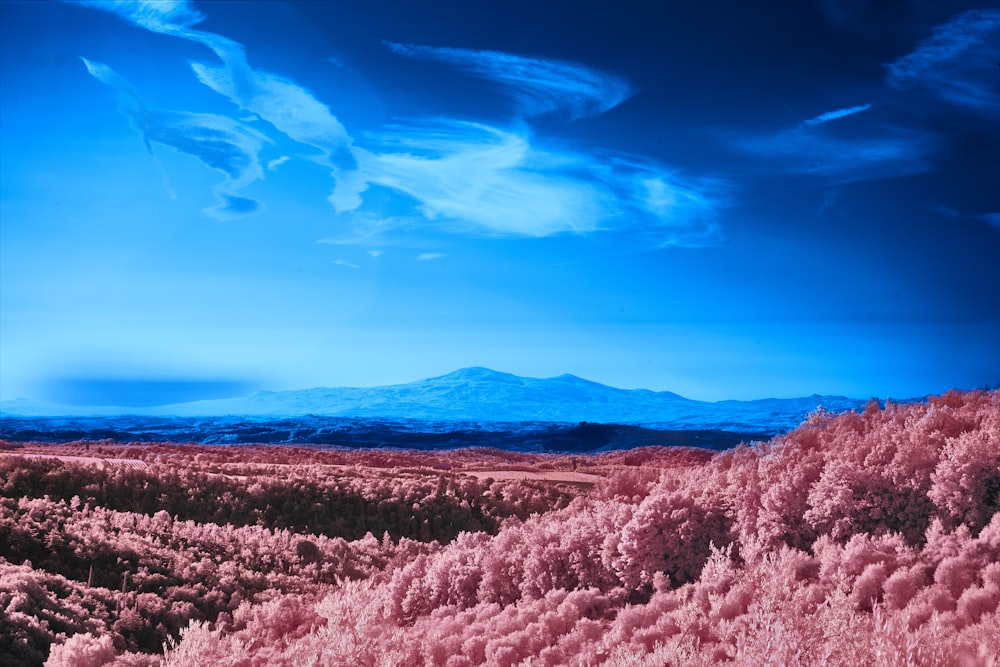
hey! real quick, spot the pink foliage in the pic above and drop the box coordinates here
[930,407,1000,532]
[3,389,999,665]
[44,633,116,667]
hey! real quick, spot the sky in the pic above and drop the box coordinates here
[1,0,998,405]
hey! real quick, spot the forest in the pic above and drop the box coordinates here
[1,389,998,666]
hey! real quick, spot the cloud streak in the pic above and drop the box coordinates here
[267,155,290,171]
[386,42,632,121]
[598,157,723,248]
[355,122,607,237]
[728,9,1000,188]
[344,44,718,247]
[803,103,872,126]
[732,8,1000,186]
[350,120,722,246]
[82,58,269,219]
[737,124,934,183]
[80,57,175,198]
[69,0,363,212]
[71,0,204,30]
[885,9,1000,114]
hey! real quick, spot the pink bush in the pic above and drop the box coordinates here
[44,633,116,667]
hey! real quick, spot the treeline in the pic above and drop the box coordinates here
[1,496,432,663]
[0,455,575,544]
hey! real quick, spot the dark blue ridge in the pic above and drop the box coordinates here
[0,416,774,453]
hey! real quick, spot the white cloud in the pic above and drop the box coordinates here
[142,109,270,188]
[69,0,204,30]
[187,42,366,212]
[189,57,353,161]
[267,155,290,171]
[316,213,425,247]
[885,9,1000,113]
[344,120,723,247]
[595,157,723,248]
[73,2,724,248]
[82,58,269,217]
[333,259,361,269]
[803,103,872,126]
[386,42,632,120]
[204,192,260,221]
[80,56,176,197]
[417,253,446,261]
[71,0,360,211]
[354,122,608,237]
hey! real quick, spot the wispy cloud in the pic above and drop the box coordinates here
[354,122,607,237]
[885,9,1000,114]
[726,9,999,188]
[928,207,1000,232]
[597,158,723,248]
[71,0,203,30]
[316,213,425,247]
[979,213,1000,230]
[353,121,723,246]
[141,110,269,189]
[69,0,362,212]
[333,259,361,269]
[80,57,175,197]
[140,109,269,220]
[928,204,960,220]
[386,42,632,121]
[267,155,290,171]
[818,189,841,217]
[736,120,935,183]
[82,58,268,219]
[417,253,446,261]
[342,43,715,247]
[208,193,260,220]
[803,103,872,127]
[188,57,354,166]
[72,1,724,248]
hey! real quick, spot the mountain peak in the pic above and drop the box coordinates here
[432,367,520,382]
[551,373,604,385]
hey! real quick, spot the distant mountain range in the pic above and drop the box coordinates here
[1,367,869,433]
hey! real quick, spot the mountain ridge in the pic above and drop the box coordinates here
[1,367,868,432]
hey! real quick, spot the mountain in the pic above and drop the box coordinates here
[0,367,868,433]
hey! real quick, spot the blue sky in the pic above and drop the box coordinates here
[1,0,998,404]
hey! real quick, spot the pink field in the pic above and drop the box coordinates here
[2,390,999,666]
[0,453,149,470]
[462,470,602,486]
